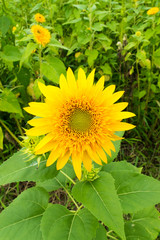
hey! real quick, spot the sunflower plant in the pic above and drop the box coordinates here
[0,68,160,240]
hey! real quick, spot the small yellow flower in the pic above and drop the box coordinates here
[147,7,159,15]
[31,25,51,47]
[32,49,36,54]
[75,52,81,58]
[12,26,16,33]
[24,68,135,180]
[35,13,45,23]
[87,27,91,31]
[135,31,141,37]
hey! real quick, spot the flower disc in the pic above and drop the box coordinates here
[24,68,135,179]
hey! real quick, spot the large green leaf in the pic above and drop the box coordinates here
[72,171,125,240]
[118,174,160,213]
[0,126,4,150]
[94,224,108,240]
[0,187,49,240]
[125,222,151,240]
[0,16,11,36]
[103,162,160,213]
[0,88,23,117]
[41,204,86,240]
[78,208,99,240]
[153,48,160,68]
[0,45,21,62]
[20,42,37,69]
[37,163,75,192]
[125,207,160,240]
[0,149,58,185]
[102,161,141,189]
[41,56,66,84]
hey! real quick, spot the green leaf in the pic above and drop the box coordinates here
[63,18,81,25]
[101,63,112,75]
[124,42,136,51]
[0,45,21,62]
[0,187,49,240]
[41,57,66,84]
[49,38,69,50]
[0,16,11,36]
[37,163,75,192]
[118,174,160,213]
[125,206,160,240]
[153,48,160,68]
[72,171,125,240]
[85,49,98,67]
[78,33,91,45]
[125,222,151,240]
[103,161,141,175]
[92,22,104,31]
[139,90,146,99]
[0,126,3,150]
[20,42,37,69]
[41,204,86,240]
[0,88,23,117]
[103,162,160,213]
[78,208,99,240]
[0,149,58,185]
[94,224,108,240]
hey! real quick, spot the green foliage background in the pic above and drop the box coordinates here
[0,0,160,239]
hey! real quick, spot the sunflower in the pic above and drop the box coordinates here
[24,68,135,179]
[147,7,159,15]
[31,25,51,47]
[35,13,46,23]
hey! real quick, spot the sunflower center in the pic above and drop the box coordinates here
[69,109,92,132]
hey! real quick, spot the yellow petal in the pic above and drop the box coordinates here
[67,67,77,91]
[24,103,52,117]
[35,140,57,154]
[109,122,136,131]
[77,68,87,89]
[28,117,52,127]
[72,152,82,180]
[86,146,102,165]
[110,112,136,120]
[38,82,60,100]
[59,74,68,91]
[103,85,116,97]
[96,147,107,163]
[109,91,124,104]
[34,133,54,151]
[112,102,128,112]
[46,148,61,167]
[56,151,70,170]
[82,151,92,172]
[87,69,95,88]
[25,125,52,136]
[95,76,105,92]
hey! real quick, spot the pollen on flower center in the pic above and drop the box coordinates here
[69,109,92,132]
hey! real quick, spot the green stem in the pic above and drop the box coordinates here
[2,0,8,14]
[56,178,79,209]
[136,57,140,120]
[88,1,94,50]
[60,170,76,185]
[0,120,22,147]
[39,45,42,78]
[107,231,118,240]
[0,80,4,90]
[145,16,155,111]
[14,115,24,136]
